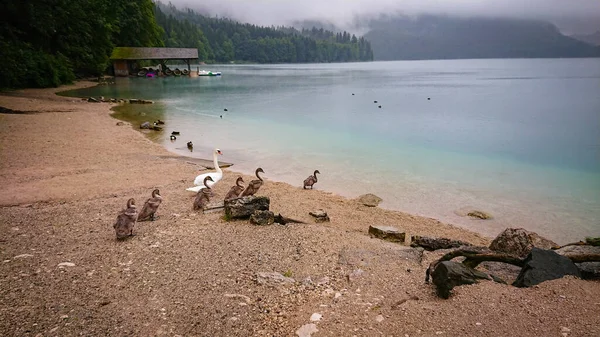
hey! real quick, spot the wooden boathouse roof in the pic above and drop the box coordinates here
[110,47,198,60]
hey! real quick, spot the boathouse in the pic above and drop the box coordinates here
[110,47,198,77]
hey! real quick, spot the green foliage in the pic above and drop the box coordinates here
[0,0,164,89]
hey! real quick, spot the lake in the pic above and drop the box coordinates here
[66,58,600,244]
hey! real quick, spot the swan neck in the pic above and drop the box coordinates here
[213,151,222,173]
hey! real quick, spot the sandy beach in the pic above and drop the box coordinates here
[1,82,599,336]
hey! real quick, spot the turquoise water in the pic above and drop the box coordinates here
[69,59,600,243]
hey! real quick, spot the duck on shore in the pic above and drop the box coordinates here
[187,141,193,151]
[224,177,245,201]
[303,170,320,189]
[137,189,162,221]
[114,198,138,239]
[239,168,265,197]
[193,176,214,210]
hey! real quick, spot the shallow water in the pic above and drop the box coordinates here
[66,59,600,243]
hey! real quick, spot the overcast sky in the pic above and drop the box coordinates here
[167,0,600,34]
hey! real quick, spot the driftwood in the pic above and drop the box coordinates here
[425,246,525,283]
[553,237,600,249]
[274,213,307,225]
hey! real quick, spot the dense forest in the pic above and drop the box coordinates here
[0,1,373,89]
[155,2,373,64]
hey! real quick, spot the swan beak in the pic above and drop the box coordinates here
[217,150,223,155]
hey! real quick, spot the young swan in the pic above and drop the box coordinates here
[239,168,265,197]
[137,189,163,221]
[303,170,320,189]
[224,176,244,201]
[193,176,214,210]
[114,198,138,240]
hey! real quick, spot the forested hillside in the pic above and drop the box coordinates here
[364,15,600,60]
[0,0,163,89]
[155,2,373,64]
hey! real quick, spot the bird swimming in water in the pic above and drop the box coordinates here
[171,131,180,135]
[137,189,163,221]
[303,170,320,189]
[224,108,228,112]
[155,120,165,125]
[374,100,378,103]
[239,168,265,197]
[170,135,176,141]
[224,176,244,201]
[114,198,138,240]
[193,176,214,211]
[187,141,193,151]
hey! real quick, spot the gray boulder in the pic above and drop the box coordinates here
[575,262,600,280]
[513,248,581,287]
[309,209,330,223]
[250,210,274,226]
[431,261,494,299]
[225,196,270,219]
[490,228,558,258]
[368,225,405,243]
[357,193,382,207]
[140,121,151,129]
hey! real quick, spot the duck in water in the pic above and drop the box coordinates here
[137,189,163,221]
[224,176,244,201]
[193,176,214,211]
[187,141,193,151]
[303,170,320,189]
[114,198,138,239]
[239,168,265,197]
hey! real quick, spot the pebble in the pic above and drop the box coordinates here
[475,322,482,326]
[14,254,34,259]
[561,327,571,332]
[375,315,384,323]
[335,292,342,299]
[310,313,322,322]
[58,262,75,268]
[296,323,318,337]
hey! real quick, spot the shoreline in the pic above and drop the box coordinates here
[1,81,599,336]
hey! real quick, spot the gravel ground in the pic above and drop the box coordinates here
[1,83,598,336]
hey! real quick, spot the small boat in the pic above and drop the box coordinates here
[137,69,147,77]
[173,68,182,76]
[164,68,173,76]
[198,70,221,77]
[182,69,190,76]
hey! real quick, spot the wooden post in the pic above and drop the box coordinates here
[186,59,191,75]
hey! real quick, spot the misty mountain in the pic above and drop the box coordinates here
[571,31,600,46]
[363,15,600,60]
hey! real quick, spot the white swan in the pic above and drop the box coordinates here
[186,148,223,192]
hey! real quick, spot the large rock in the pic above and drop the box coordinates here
[250,210,274,226]
[225,196,270,219]
[512,248,581,287]
[368,225,405,243]
[309,209,330,223]
[410,236,472,251]
[140,121,151,129]
[555,245,600,280]
[490,228,559,258]
[575,262,600,280]
[554,245,600,261]
[431,261,493,299]
[357,193,382,207]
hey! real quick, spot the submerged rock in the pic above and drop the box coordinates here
[467,210,492,220]
[357,193,382,207]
